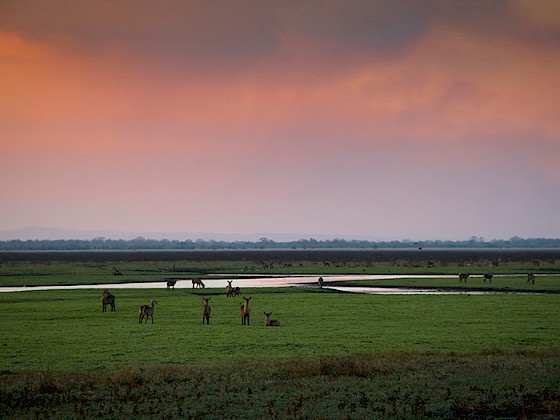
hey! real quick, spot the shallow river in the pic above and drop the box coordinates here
[0,274,530,294]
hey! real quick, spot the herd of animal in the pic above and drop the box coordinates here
[100,280,281,327]
[101,273,539,325]
[458,273,537,284]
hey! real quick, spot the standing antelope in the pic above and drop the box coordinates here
[139,299,158,324]
[459,273,469,283]
[240,296,251,325]
[166,279,177,290]
[264,312,280,326]
[202,297,211,324]
[226,281,233,297]
[318,277,324,288]
[101,289,116,312]
[527,273,535,284]
[233,286,240,297]
[192,278,205,289]
[483,274,493,283]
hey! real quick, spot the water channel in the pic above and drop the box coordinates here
[0,274,534,294]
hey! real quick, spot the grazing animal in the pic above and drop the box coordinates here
[264,312,280,327]
[112,266,122,276]
[166,279,177,290]
[527,273,535,284]
[483,274,493,283]
[202,298,211,324]
[101,289,116,312]
[240,296,251,325]
[459,273,469,283]
[192,278,205,289]
[139,299,158,324]
[233,286,240,297]
[226,281,233,297]
[318,277,324,288]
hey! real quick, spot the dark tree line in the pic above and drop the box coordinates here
[1,236,559,250]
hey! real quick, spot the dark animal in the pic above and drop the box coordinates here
[101,289,116,312]
[318,277,324,288]
[483,274,493,283]
[166,279,177,290]
[202,297,211,324]
[139,299,158,324]
[459,273,469,283]
[527,273,535,284]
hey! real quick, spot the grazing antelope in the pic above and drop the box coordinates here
[483,274,493,283]
[233,286,240,297]
[226,281,233,297]
[240,296,251,325]
[139,299,158,324]
[264,312,280,327]
[192,278,205,289]
[459,273,469,283]
[202,297,211,324]
[527,273,535,285]
[101,289,116,312]
[166,279,177,290]
[318,277,324,288]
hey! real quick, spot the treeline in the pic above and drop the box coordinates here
[1,236,560,250]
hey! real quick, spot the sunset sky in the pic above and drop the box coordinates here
[1,1,559,240]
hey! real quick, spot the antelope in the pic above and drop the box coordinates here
[166,279,177,290]
[233,286,240,297]
[202,297,211,324]
[483,274,493,283]
[240,296,251,325]
[459,273,469,283]
[101,289,116,312]
[226,281,233,297]
[139,299,158,324]
[264,312,280,327]
[318,277,324,288]
[192,278,205,289]
[527,273,535,284]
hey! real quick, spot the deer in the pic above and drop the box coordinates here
[166,279,177,290]
[318,277,324,288]
[101,289,116,312]
[233,286,240,297]
[483,274,493,283]
[226,280,233,297]
[527,273,535,284]
[139,299,158,324]
[264,312,280,326]
[192,278,205,289]
[240,296,251,325]
[202,297,211,324]
[459,273,469,283]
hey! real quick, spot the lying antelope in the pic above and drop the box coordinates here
[240,296,251,325]
[139,299,158,324]
[527,273,535,284]
[459,273,469,283]
[226,281,233,297]
[318,277,324,288]
[202,297,211,324]
[264,312,280,327]
[166,279,177,290]
[192,278,205,289]
[101,289,116,312]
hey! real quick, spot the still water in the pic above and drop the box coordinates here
[0,274,527,294]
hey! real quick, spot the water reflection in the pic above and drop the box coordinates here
[0,274,522,295]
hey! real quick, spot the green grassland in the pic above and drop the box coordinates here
[1,253,560,418]
[0,256,558,287]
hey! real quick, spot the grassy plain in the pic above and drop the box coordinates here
[1,251,560,418]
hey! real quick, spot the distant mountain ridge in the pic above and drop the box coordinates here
[0,226,395,242]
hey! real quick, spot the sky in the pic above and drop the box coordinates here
[1,0,559,241]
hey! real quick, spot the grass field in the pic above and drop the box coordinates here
[1,251,560,418]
